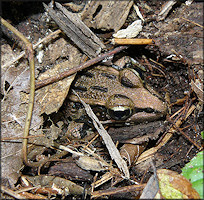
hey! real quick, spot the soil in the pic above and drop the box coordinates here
[1,1,203,199]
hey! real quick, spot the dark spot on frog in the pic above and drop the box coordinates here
[72,85,87,91]
[121,76,135,88]
[134,107,156,113]
[113,94,131,100]
[78,71,94,78]
[101,72,117,80]
[92,4,102,18]
[90,86,108,93]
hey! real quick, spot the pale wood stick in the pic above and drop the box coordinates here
[112,38,154,45]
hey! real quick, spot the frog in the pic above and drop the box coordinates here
[67,57,167,125]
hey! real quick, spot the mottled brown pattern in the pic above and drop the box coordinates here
[69,65,167,122]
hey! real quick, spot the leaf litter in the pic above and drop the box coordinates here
[1,1,203,199]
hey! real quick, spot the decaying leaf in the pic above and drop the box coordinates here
[155,169,200,199]
[1,36,80,187]
[23,175,87,196]
[1,44,43,187]
[36,43,81,115]
[113,20,142,38]
[48,159,93,181]
[75,156,108,172]
[42,38,72,66]
[139,170,159,199]
[120,143,146,166]
[36,61,75,115]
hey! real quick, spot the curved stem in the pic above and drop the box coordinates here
[1,18,41,167]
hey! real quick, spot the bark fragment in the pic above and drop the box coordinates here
[81,0,134,32]
[43,2,105,58]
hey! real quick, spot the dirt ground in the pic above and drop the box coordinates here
[1,1,203,199]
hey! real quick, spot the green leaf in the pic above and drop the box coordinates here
[182,151,203,199]
[201,131,204,139]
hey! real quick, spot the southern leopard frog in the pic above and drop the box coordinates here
[68,57,167,124]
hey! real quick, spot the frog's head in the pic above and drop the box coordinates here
[106,68,167,123]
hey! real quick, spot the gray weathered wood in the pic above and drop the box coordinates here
[81,1,134,32]
[43,3,106,58]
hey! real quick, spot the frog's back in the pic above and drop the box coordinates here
[69,66,122,105]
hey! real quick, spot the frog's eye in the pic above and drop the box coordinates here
[108,106,133,120]
[106,94,134,120]
[119,68,144,88]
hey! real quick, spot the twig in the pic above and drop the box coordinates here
[1,134,45,141]
[166,108,184,128]
[91,184,145,198]
[142,55,166,77]
[15,191,47,199]
[112,38,154,45]
[2,29,62,69]
[15,186,39,194]
[168,118,202,149]
[1,186,26,199]
[181,17,204,28]
[149,58,166,69]
[84,134,99,148]
[35,45,128,90]
[54,142,83,157]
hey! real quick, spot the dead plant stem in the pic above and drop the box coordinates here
[1,18,43,167]
[181,17,204,28]
[35,46,128,90]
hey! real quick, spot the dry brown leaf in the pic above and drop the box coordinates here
[36,44,81,115]
[120,143,146,166]
[1,39,79,187]
[42,38,71,65]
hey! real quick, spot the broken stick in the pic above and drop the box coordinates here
[112,38,154,45]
